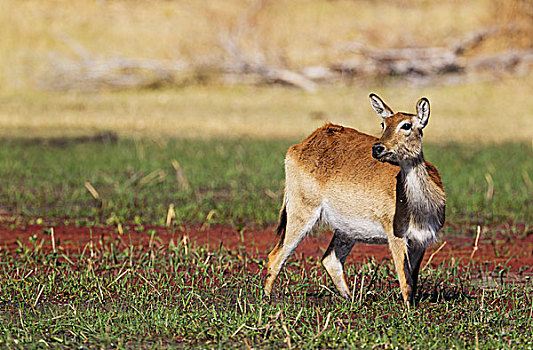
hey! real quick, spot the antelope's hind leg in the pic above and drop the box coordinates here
[321,230,356,299]
[264,203,321,297]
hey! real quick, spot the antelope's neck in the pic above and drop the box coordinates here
[397,155,446,246]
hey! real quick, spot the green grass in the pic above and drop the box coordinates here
[0,137,531,348]
[1,235,532,348]
[0,138,531,228]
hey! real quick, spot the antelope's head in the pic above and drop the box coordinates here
[369,93,430,165]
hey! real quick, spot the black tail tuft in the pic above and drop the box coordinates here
[276,204,287,246]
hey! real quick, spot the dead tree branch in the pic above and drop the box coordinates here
[219,33,317,92]
[468,50,533,73]
[41,34,188,91]
[218,0,317,92]
[332,25,522,81]
[40,25,533,91]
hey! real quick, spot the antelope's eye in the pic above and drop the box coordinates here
[380,122,385,129]
[401,122,412,130]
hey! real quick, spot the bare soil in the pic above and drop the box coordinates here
[1,222,531,272]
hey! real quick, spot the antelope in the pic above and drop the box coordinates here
[264,94,446,306]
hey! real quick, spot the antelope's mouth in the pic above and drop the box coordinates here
[373,151,393,162]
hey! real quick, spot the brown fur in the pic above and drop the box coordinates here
[292,123,397,184]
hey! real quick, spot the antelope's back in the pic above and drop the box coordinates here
[287,123,398,186]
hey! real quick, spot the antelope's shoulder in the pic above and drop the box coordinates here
[286,123,397,182]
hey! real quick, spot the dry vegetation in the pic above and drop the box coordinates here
[1,0,531,90]
[0,0,532,142]
[489,0,533,49]
[1,82,533,143]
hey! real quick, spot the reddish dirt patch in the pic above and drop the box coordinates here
[1,221,532,272]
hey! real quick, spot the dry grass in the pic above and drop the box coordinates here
[486,0,533,50]
[1,79,532,143]
[0,0,531,143]
[0,0,504,91]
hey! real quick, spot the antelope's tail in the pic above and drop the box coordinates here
[275,193,287,245]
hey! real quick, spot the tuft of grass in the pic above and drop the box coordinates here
[0,138,530,227]
[0,235,532,348]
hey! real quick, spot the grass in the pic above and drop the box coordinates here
[0,138,530,228]
[2,81,533,143]
[1,234,532,348]
[0,0,503,92]
[1,1,531,347]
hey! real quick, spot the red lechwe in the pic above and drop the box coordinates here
[264,94,446,306]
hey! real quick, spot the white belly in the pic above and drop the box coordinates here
[321,201,388,244]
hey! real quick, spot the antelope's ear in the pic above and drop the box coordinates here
[415,97,430,128]
[369,93,393,119]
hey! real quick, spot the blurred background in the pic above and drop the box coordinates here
[0,0,531,229]
[0,0,532,142]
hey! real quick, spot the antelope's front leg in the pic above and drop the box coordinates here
[406,244,425,305]
[388,237,425,306]
[388,236,410,305]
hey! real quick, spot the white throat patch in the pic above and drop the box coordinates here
[402,163,444,247]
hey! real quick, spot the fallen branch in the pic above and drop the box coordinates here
[332,25,521,80]
[450,25,515,55]
[43,54,188,91]
[41,34,188,91]
[468,50,533,73]
[40,25,533,91]
[219,32,317,92]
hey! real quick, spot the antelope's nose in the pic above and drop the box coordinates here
[372,144,386,159]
